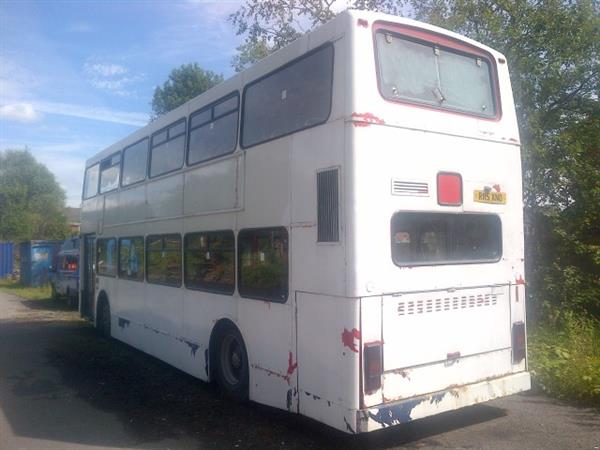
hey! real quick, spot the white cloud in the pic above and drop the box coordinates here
[32,100,148,126]
[0,103,42,122]
[83,61,144,96]
[85,63,128,77]
[0,56,42,101]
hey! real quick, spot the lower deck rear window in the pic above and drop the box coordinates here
[391,212,501,265]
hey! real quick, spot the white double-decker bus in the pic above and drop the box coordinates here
[79,10,530,433]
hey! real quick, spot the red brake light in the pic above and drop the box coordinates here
[364,343,383,393]
[437,172,462,206]
[512,322,526,363]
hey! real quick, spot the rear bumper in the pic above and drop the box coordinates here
[356,371,531,433]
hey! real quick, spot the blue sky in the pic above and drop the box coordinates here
[0,0,244,206]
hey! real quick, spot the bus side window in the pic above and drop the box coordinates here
[99,153,121,194]
[184,230,235,294]
[122,139,149,187]
[238,227,288,302]
[118,236,145,281]
[149,120,186,178]
[97,238,117,276]
[146,234,182,286]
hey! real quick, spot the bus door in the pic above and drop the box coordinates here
[81,234,95,320]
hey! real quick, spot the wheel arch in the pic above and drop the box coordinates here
[208,318,247,383]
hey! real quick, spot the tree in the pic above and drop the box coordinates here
[151,63,224,118]
[0,149,69,241]
[229,0,403,70]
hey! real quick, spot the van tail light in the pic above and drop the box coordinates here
[364,343,383,393]
[512,322,526,363]
[437,172,462,206]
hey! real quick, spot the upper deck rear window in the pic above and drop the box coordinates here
[375,31,496,118]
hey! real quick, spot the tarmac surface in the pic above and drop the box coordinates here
[0,290,598,449]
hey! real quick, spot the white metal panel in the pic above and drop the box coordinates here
[382,285,511,371]
[183,156,241,214]
[145,174,184,219]
[80,196,103,233]
[296,293,360,421]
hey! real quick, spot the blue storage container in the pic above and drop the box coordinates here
[19,240,62,287]
[0,242,14,278]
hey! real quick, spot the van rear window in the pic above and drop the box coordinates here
[391,212,501,266]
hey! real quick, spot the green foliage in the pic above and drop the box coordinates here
[151,63,224,118]
[229,0,404,69]
[529,311,600,405]
[0,149,69,242]
[0,278,51,300]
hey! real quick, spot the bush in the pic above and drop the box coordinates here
[529,310,600,406]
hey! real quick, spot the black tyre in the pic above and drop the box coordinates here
[96,296,111,338]
[214,323,249,401]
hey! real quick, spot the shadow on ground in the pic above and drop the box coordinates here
[1,297,508,449]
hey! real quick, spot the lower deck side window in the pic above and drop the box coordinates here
[238,227,288,302]
[119,237,145,281]
[146,234,182,286]
[184,230,235,294]
[97,238,117,276]
[391,212,501,266]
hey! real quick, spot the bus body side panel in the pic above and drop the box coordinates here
[296,293,360,432]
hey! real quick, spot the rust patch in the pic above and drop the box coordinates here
[351,112,385,127]
[516,275,525,285]
[286,352,297,380]
[341,328,361,353]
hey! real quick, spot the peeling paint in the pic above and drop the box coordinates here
[350,112,385,127]
[369,398,421,426]
[343,416,356,434]
[118,317,130,329]
[357,18,368,28]
[516,275,525,285]
[252,351,297,385]
[286,352,298,379]
[185,340,199,357]
[286,388,293,411]
[430,392,446,405]
[204,349,209,377]
[341,328,361,353]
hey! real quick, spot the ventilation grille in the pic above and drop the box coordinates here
[391,179,429,196]
[397,294,500,316]
[317,168,339,242]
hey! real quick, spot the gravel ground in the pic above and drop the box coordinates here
[0,290,598,449]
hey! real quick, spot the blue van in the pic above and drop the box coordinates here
[50,237,80,308]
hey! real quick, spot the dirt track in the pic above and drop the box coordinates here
[0,290,598,449]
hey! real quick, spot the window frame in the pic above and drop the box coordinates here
[96,237,117,277]
[118,236,145,282]
[120,137,149,188]
[390,211,503,267]
[148,118,187,179]
[240,43,335,149]
[237,226,289,303]
[372,21,502,121]
[145,233,183,287]
[186,91,240,167]
[183,230,236,295]
[82,163,100,200]
[99,151,122,195]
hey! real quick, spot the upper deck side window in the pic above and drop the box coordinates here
[99,152,121,194]
[187,92,239,166]
[122,138,149,187]
[374,26,498,119]
[241,43,334,148]
[149,119,186,178]
[83,163,99,199]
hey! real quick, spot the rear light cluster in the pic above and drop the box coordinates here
[512,321,526,363]
[437,172,462,206]
[364,343,383,393]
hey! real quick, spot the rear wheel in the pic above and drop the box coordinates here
[96,296,111,338]
[215,324,249,401]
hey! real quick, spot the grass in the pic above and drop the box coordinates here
[0,278,52,300]
[528,311,600,406]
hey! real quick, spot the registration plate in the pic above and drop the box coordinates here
[473,190,506,204]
